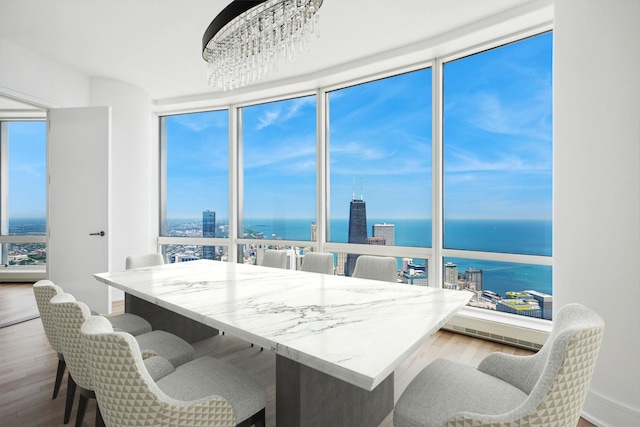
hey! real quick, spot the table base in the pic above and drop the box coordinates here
[276,354,394,427]
[125,294,218,343]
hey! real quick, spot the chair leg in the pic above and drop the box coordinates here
[75,393,89,427]
[95,404,105,427]
[52,356,66,399]
[64,375,76,424]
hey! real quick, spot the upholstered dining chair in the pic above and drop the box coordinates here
[352,255,398,282]
[81,315,267,427]
[125,252,165,269]
[393,303,605,427]
[261,249,287,269]
[300,252,334,275]
[32,280,153,423]
[50,293,196,427]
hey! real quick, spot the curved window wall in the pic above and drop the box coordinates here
[159,31,553,320]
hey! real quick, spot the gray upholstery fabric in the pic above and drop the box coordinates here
[125,253,165,269]
[107,312,152,336]
[135,330,195,368]
[81,316,239,427]
[301,252,334,274]
[261,250,287,269]
[352,255,397,282]
[157,356,267,425]
[394,303,605,427]
[394,358,528,427]
[143,355,176,381]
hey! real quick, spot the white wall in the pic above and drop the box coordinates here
[0,38,89,108]
[89,77,156,280]
[554,1,640,426]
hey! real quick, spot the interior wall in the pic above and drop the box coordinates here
[554,0,640,426]
[90,78,155,301]
[0,38,89,108]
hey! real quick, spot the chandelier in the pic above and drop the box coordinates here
[202,0,323,91]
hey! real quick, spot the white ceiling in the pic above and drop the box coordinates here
[1,0,537,105]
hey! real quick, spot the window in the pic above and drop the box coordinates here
[159,31,552,320]
[442,32,553,315]
[0,121,47,266]
[240,95,317,243]
[160,110,229,262]
[327,68,432,275]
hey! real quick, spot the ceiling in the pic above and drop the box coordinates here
[1,0,537,106]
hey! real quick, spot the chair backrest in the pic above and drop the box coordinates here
[461,303,605,426]
[81,315,236,427]
[352,255,397,282]
[301,252,334,275]
[261,250,287,269]
[50,293,96,390]
[125,253,165,270]
[32,280,65,353]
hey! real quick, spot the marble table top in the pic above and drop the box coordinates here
[95,259,472,391]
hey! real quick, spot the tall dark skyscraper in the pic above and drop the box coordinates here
[203,210,216,260]
[345,198,367,276]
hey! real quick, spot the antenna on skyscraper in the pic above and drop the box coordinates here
[352,178,355,201]
[360,174,364,201]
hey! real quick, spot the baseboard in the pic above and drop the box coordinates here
[582,389,640,427]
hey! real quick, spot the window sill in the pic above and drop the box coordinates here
[444,306,552,351]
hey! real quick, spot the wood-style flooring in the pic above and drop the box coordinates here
[0,283,596,426]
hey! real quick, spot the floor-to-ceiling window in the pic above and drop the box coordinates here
[326,68,432,278]
[159,110,229,262]
[158,30,552,321]
[442,32,553,319]
[239,95,317,266]
[0,120,47,268]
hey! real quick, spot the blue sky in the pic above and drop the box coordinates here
[164,31,551,222]
[7,33,550,224]
[7,121,47,218]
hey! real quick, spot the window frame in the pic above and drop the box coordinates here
[156,26,554,330]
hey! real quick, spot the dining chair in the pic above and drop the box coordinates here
[81,314,267,427]
[261,249,287,269]
[393,303,605,427]
[125,252,165,269]
[352,255,397,282]
[300,252,334,275]
[51,293,196,427]
[32,280,153,423]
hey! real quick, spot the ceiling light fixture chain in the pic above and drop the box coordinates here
[202,0,323,91]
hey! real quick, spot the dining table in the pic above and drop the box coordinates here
[94,259,472,427]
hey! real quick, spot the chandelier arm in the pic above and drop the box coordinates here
[202,0,266,60]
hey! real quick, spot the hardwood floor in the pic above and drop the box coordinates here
[0,283,40,327]
[0,284,596,426]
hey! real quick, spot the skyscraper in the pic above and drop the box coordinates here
[444,262,459,289]
[345,198,367,276]
[372,223,395,246]
[203,210,216,260]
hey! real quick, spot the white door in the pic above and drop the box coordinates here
[47,107,112,313]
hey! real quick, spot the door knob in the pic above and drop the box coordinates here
[89,231,105,236]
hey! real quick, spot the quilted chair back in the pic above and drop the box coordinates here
[32,280,65,353]
[81,315,237,427]
[352,255,398,282]
[50,293,96,390]
[449,303,605,426]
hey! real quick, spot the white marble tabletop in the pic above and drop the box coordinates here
[95,259,472,391]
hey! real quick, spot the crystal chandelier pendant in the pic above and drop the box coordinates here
[202,0,323,91]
